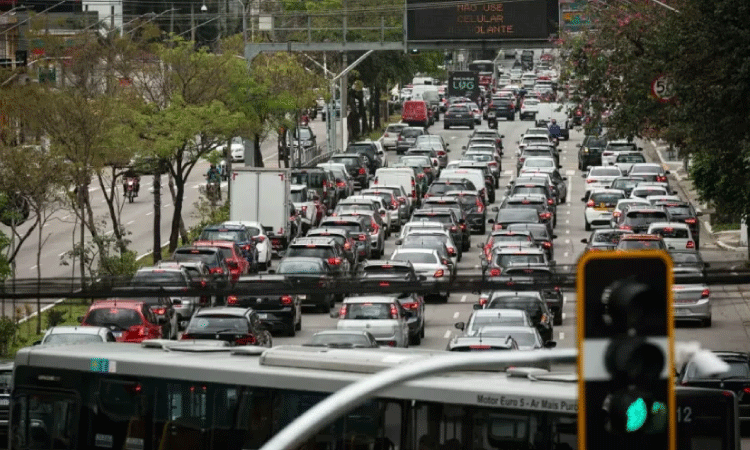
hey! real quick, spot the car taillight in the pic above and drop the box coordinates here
[411,189,416,198]
[386,341,397,347]
[338,304,347,318]
[344,241,351,250]
[460,223,466,230]
[479,297,487,306]
[401,301,419,310]
[657,175,667,182]
[200,280,207,288]
[153,307,166,315]
[255,236,266,242]
[227,295,238,305]
[138,326,147,336]
[620,225,632,230]
[398,196,406,203]
[337,181,346,187]
[489,268,501,276]
[384,132,389,137]
[519,157,525,164]
[358,234,366,241]
[450,226,457,231]
[586,200,594,207]
[181,333,193,340]
[424,167,431,173]
[301,206,308,214]
[613,211,621,217]
[540,212,552,220]
[438,151,446,156]
[685,218,696,224]
[423,193,430,199]
[548,198,554,205]
[488,162,497,167]
[433,269,444,278]
[477,201,484,213]
[543,241,552,248]
[447,247,456,255]
[390,304,399,319]
[493,224,503,230]
[371,221,379,234]
[327,257,342,265]
[686,241,695,249]
[540,314,549,324]
[586,179,595,183]
[235,334,256,345]
[209,267,224,274]
[701,288,710,299]
[391,200,398,209]
[281,295,293,305]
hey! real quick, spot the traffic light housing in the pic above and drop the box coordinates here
[577,251,675,450]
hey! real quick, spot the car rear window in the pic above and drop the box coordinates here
[512,186,547,196]
[291,171,326,188]
[132,271,185,284]
[401,129,422,138]
[362,265,412,274]
[428,184,462,195]
[392,252,439,264]
[590,168,622,177]
[493,234,532,244]
[331,156,361,167]
[277,260,324,274]
[632,166,661,174]
[87,308,142,328]
[188,316,249,333]
[286,246,334,259]
[590,193,624,205]
[664,205,692,216]
[337,203,375,213]
[386,125,405,133]
[173,249,218,266]
[617,155,646,163]
[344,302,395,320]
[618,239,664,250]
[625,211,669,222]
[495,253,545,267]
[199,229,242,242]
[486,300,543,318]
[320,221,362,233]
[651,227,689,239]
[44,334,104,345]
[469,314,527,331]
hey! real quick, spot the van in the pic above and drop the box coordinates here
[439,168,487,203]
[411,85,441,120]
[412,77,434,85]
[401,100,430,128]
[371,168,417,202]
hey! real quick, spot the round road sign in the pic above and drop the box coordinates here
[650,74,674,103]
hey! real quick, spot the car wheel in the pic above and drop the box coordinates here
[480,224,486,235]
[554,312,563,326]
[442,292,450,303]
[444,124,449,129]
[287,321,296,337]
[703,317,712,327]
[585,219,591,231]
[409,331,421,346]
[295,314,302,331]
[420,324,425,338]
[263,331,273,348]
[469,124,475,130]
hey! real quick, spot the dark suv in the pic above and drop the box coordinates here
[396,127,427,155]
[345,142,381,174]
[198,223,256,268]
[616,206,671,233]
[411,208,464,251]
[285,236,352,277]
[578,135,607,170]
[488,98,516,121]
[330,153,369,190]
[291,168,337,210]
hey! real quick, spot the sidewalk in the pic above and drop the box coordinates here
[648,139,747,254]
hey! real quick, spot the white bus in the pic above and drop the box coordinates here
[10,342,578,450]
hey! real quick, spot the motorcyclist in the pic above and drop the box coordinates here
[548,119,562,141]
[122,168,140,197]
[206,164,222,198]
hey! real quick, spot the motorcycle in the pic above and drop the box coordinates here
[487,111,498,129]
[125,178,138,203]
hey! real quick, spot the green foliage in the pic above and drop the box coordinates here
[99,250,140,277]
[187,199,230,243]
[47,309,66,328]
[0,317,16,356]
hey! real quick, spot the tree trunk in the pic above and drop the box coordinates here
[78,187,86,287]
[254,133,264,168]
[167,173,189,245]
[153,170,162,263]
[168,175,185,253]
[359,90,370,136]
[97,170,126,253]
[278,128,289,168]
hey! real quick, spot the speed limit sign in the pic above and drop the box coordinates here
[651,74,674,103]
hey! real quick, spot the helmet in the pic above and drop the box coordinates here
[551,119,557,124]
[210,164,216,168]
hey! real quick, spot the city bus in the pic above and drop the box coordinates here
[8,342,740,450]
[468,60,495,88]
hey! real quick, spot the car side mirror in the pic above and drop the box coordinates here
[581,197,586,202]
[638,147,644,151]
[704,262,710,268]
[549,261,556,267]
[33,340,42,346]
[327,209,333,215]
[558,165,563,169]
[418,275,427,281]
[454,322,465,331]
[500,135,505,138]
[544,341,557,349]
[157,316,167,325]
[665,170,671,175]
[330,310,340,319]
[473,304,482,310]
[395,239,403,245]
[672,190,678,195]
[476,243,484,249]
[487,218,495,224]
[267,269,275,274]
[552,235,558,239]
[696,211,704,217]
[581,173,587,178]
[581,238,588,244]
[491,206,499,212]
[77,315,84,323]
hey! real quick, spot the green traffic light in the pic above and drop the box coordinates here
[626,397,648,432]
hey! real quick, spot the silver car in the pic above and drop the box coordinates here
[38,326,116,345]
[390,248,452,301]
[336,296,411,347]
[673,267,711,327]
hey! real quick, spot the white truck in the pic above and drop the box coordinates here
[230,168,295,256]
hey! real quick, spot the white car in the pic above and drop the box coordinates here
[397,228,460,265]
[610,198,651,227]
[630,184,669,199]
[583,166,623,199]
[217,137,246,162]
[39,326,116,345]
[613,152,647,173]
[646,195,681,206]
[647,222,696,250]
[350,195,394,235]
[290,184,318,231]
[398,221,446,241]
[519,98,540,121]
[584,189,626,231]
[381,123,408,150]
[516,135,553,155]
[390,248,451,301]
[456,309,534,336]
[223,220,273,270]
[521,157,557,174]
[336,296,411,347]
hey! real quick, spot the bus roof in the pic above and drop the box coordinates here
[16,343,578,413]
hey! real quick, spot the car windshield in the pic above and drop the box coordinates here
[307,333,374,347]
[43,333,104,345]
[524,159,554,168]
[469,314,527,332]
[687,361,750,379]
[344,303,393,320]
[199,229,242,242]
[285,247,333,259]
[652,227,689,239]
[590,168,622,177]
[618,155,646,163]
[331,156,361,167]
[188,315,249,333]
[86,308,142,328]
[495,253,545,267]
[132,271,184,285]
[585,138,607,148]
[392,252,438,264]
[590,193,624,205]
[291,172,326,188]
[277,260,324,274]
[632,166,662,174]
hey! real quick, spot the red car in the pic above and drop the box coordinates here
[193,240,249,282]
[79,300,164,342]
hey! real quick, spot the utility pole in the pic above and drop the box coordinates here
[191,4,195,42]
[341,52,347,151]
[170,4,174,34]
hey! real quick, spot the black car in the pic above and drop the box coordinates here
[285,237,351,278]
[182,307,272,347]
[291,168,337,210]
[478,290,554,342]
[307,227,359,269]
[229,274,302,336]
[580,229,635,252]
[445,191,487,234]
[274,256,337,312]
[492,266,563,327]
[444,105,474,130]
[172,246,232,288]
[330,154,369,190]
[615,206,671,233]
[425,179,476,198]
[396,127,427,155]
[488,98,516,121]
[499,194,555,231]
[578,135,607,170]
[506,223,557,261]
[487,207,541,231]
[345,142,381,174]
[610,176,647,197]
[318,217,372,261]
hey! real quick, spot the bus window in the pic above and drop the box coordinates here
[155,383,208,450]
[11,392,77,450]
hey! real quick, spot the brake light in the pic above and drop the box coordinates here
[412,189,416,198]
[433,269,444,278]
[338,304,347,318]
[227,295,238,305]
[620,225,632,230]
[448,247,456,255]
[327,257,342,265]
[540,212,552,220]
[450,226,457,231]
[701,288,710,299]
[337,181,346,187]
[384,132,389,137]
[686,241,695,249]
[344,241,351,250]
[358,233,366,241]
[548,198,554,205]
[489,268,501,276]
[386,341,397,347]
[586,179,595,183]
[401,301,419,310]
[586,200,594,207]
[181,333,193,340]
[389,304,399,319]
[657,175,667,182]
[519,157,525,164]
[488,162,497,167]
[543,241,552,249]
[460,223,466,230]
[301,206,308,215]
[371,221,379,234]
[744,387,750,395]
[359,168,366,175]
[235,334,256,345]
[477,200,485,213]
[493,224,503,230]
[200,280,207,288]
[685,218,696,224]
[255,236,266,242]
[281,295,293,305]
[613,211,621,217]
[138,326,147,336]
[479,297,487,306]
[209,267,224,274]
[153,307,166,315]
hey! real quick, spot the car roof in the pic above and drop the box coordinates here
[45,326,110,335]
[392,248,436,254]
[620,234,663,240]
[90,299,143,309]
[291,237,337,246]
[343,296,400,304]
[472,309,527,317]
[194,307,252,317]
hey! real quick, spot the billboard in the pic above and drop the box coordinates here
[448,72,480,101]
[407,0,550,41]
[560,0,591,33]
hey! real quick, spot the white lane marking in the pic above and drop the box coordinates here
[444,330,452,339]
[263,153,277,162]
[193,184,201,189]
[562,156,567,160]
[503,170,512,176]
[101,199,106,203]
[563,296,567,305]
[460,295,467,303]
[566,230,570,234]
[88,186,99,192]
[30,265,37,270]
[559,332,565,340]
[58,252,66,257]
[146,211,154,216]
[565,239,570,244]
[566,169,575,176]
[453,312,460,319]
[562,312,567,319]
[62,215,69,220]
[565,219,570,224]
[567,210,570,215]
[564,252,569,258]
[126,220,135,225]
[163,203,171,208]
[473,265,480,270]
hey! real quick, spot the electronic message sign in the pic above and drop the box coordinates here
[448,71,480,100]
[407,0,550,41]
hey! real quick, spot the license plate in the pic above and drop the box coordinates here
[256,313,268,319]
[299,295,307,300]
[113,332,123,338]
